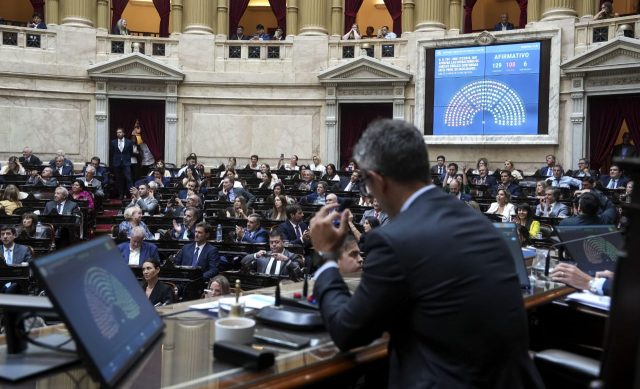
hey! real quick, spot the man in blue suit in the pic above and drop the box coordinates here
[310,119,543,388]
[599,164,630,190]
[110,127,134,199]
[235,213,269,244]
[1,225,32,265]
[118,226,160,266]
[173,222,220,279]
[278,204,310,246]
[51,155,74,176]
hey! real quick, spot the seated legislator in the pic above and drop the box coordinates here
[235,213,268,244]
[142,258,175,306]
[337,234,363,275]
[18,213,52,239]
[204,275,231,298]
[118,206,154,240]
[0,184,22,215]
[80,165,105,198]
[225,196,251,220]
[0,156,26,176]
[1,225,32,265]
[535,188,568,218]
[310,119,543,388]
[600,164,630,190]
[43,187,80,215]
[491,170,522,198]
[300,181,328,205]
[447,179,472,202]
[173,222,220,279]
[266,195,287,221]
[537,154,556,177]
[171,207,199,240]
[559,192,603,226]
[25,167,58,187]
[126,183,158,215]
[514,203,540,239]
[19,146,42,168]
[51,155,73,176]
[485,189,516,222]
[545,165,581,189]
[278,204,310,246]
[70,180,94,210]
[118,226,160,266]
[240,229,302,279]
[218,177,256,207]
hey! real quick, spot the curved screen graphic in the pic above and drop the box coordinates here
[582,237,618,265]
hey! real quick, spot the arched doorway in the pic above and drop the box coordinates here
[339,103,393,168]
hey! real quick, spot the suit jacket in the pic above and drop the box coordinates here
[313,188,543,388]
[491,182,523,198]
[537,166,554,177]
[118,241,160,266]
[241,249,302,278]
[239,227,268,244]
[110,138,134,167]
[599,175,630,189]
[473,175,497,187]
[145,281,175,306]
[49,158,73,169]
[494,22,514,31]
[558,214,604,226]
[218,188,256,207]
[3,244,32,264]
[81,177,104,197]
[611,143,638,159]
[278,220,308,245]
[52,165,74,176]
[26,176,58,187]
[174,242,219,279]
[535,202,568,218]
[19,155,42,167]
[360,209,390,226]
[43,199,80,215]
[430,164,446,176]
[229,34,249,40]
[300,192,326,205]
[127,196,159,215]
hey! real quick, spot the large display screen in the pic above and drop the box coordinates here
[424,41,550,136]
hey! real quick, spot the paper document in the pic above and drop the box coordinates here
[566,292,611,311]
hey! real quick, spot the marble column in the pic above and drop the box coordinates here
[330,0,343,36]
[216,0,229,36]
[59,0,95,27]
[415,0,446,32]
[96,0,109,31]
[286,0,299,36]
[541,0,577,20]
[528,0,541,23]
[44,0,59,26]
[183,0,214,34]
[165,83,179,165]
[324,84,338,168]
[449,0,462,31]
[94,80,109,165]
[402,0,415,34]
[172,0,183,34]
[298,0,328,36]
[579,0,596,17]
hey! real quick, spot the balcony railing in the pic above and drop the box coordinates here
[0,25,55,50]
[574,14,640,54]
[217,39,293,61]
[329,38,407,63]
[96,33,179,60]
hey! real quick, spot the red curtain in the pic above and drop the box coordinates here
[111,0,129,33]
[516,0,527,28]
[383,0,402,36]
[152,0,170,37]
[589,97,625,172]
[618,97,640,153]
[344,0,364,34]
[268,0,287,33]
[339,103,393,168]
[29,0,45,17]
[464,0,478,33]
[229,0,250,36]
[109,99,166,161]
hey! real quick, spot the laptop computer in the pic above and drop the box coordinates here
[555,225,623,276]
[28,235,165,387]
[493,223,530,289]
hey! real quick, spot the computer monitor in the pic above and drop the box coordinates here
[493,223,530,289]
[30,236,164,387]
[555,225,623,276]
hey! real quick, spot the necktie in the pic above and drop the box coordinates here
[295,225,302,239]
[6,249,12,265]
[57,203,63,214]
[118,140,124,152]
[548,167,552,176]
[438,167,443,175]
[192,246,200,267]
[374,211,379,219]
[612,179,617,189]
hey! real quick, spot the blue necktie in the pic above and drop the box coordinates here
[57,203,63,214]
[6,249,13,265]
[192,246,200,267]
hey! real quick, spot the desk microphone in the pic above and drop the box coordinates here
[544,229,623,276]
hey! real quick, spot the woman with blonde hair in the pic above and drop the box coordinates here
[0,156,26,176]
[118,206,154,239]
[0,184,23,215]
[503,160,523,181]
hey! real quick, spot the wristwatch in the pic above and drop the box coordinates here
[588,278,599,294]
[315,251,338,262]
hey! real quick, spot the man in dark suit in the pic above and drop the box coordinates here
[229,25,249,40]
[218,176,256,207]
[559,193,603,226]
[600,164,630,190]
[171,207,199,240]
[118,226,159,266]
[241,229,303,280]
[447,179,472,202]
[1,225,32,265]
[310,119,543,388]
[359,198,390,225]
[430,155,446,177]
[19,146,42,168]
[48,149,73,170]
[278,204,310,246]
[235,213,269,244]
[52,155,73,176]
[472,165,497,186]
[494,12,515,31]
[110,127,134,199]
[611,132,638,160]
[82,156,109,185]
[341,171,362,192]
[537,154,556,177]
[43,187,80,215]
[491,170,523,198]
[173,222,220,279]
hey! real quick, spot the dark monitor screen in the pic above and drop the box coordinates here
[555,225,623,276]
[493,223,530,289]
[30,236,164,387]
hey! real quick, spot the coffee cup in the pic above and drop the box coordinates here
[214,317,255,345]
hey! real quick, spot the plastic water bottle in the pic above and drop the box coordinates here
[216,224,223,242]
[35,221,44,237]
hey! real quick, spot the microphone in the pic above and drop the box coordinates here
[544,229,623,276]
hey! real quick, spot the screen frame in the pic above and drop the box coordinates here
[414,29,561,145]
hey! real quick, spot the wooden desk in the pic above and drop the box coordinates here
[0,280,573,388]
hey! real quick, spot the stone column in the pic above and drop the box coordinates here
[287,0,299,36]
[569,75,586,170]
[94,80,109,165]
[541,0,577,20]
[172,0,183,34]
[330,0,343,36]
[216,0,229,36]
[96,0,109,31]
[183,0,214,34]
[59,0,95,27]
[324,84,338,168]
[415,0,446,32]
[45,0,59,26]
[579,0,596,18]
[165,83,179,165]
[298,0,328,36]
[528,0,541,23]
[449,0,462,31]
[402,0,415,34]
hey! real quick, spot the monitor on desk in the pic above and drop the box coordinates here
[30,235,164,387]
[555,225,623,276]
[493,223,530,289]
